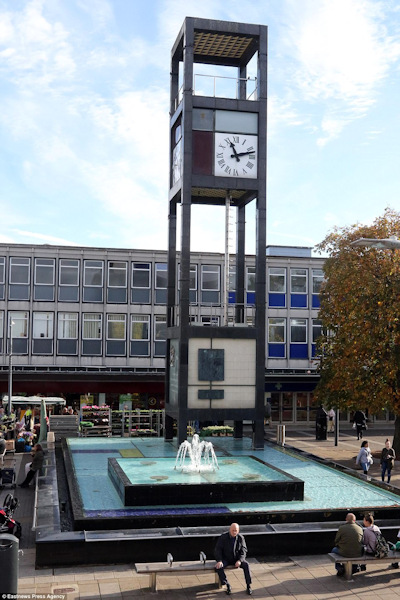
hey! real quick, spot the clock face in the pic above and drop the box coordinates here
[172,139,182,185]
[214,132,258,179]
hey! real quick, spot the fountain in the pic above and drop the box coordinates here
[175,434,219,472]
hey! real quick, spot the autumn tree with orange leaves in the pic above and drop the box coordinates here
[315,208,400,452]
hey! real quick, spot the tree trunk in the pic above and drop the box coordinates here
[392,416,400,457]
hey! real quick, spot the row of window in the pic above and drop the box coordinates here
[0,257,323,305]
[0,311,322,359]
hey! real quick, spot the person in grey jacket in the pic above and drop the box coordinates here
[215,523,252,595]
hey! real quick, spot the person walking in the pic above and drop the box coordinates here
[215,522,252,595]
[327,408,335,433]
[381,438,396,484]
[356,440,373,475]
[353,410,367,440]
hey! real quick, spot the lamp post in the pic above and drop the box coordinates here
[7,319,15,417]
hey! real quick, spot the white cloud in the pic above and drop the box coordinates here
[12,229,80,246]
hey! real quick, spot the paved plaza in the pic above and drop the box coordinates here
[4,424,400,599]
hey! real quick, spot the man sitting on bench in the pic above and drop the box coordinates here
[215,522,252,595]
[331,513,364,576]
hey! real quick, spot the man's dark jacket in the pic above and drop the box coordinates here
[215,532,248,564]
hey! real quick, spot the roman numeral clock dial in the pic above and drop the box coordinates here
[214,132,258,179]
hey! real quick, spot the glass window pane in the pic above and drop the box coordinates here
[201,265,219,290]
[269,318,285,343]
[155,316,166,340]
[291,318,307,342]
[108,261,127,287]
[10,257,30,284]
[193,108,214,130]
[0,312,3,338]
[269,268,285,292]
[0,258,5,284]
[312,319,322,343]
[107,314,126,339]
[58,313,78,338]
[291,269,307,293]
[131,315,150,340]
[83,314,102,339]
[60,259,79,285]
[35,258,55,284]
[312,269,324,293]
[9,312,28,337]
[84,261,103,286]
[247,267,256,292]
[33,313,53,338]
[215,110,258,134]
[155,263,167,289]
[132,263,150,288]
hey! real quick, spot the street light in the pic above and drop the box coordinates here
[351,236,400,249]
[7,319,15,417]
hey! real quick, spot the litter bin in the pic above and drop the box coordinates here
[316,406,328,441]
[0,533,19,594]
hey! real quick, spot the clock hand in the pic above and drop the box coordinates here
[230,151,254,158]
[229,141,240,162]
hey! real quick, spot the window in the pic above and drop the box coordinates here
[32,312,53,354]
[107,261,127,303]
[268,318,285,343]
[57,313,78,355]
[312,319,323,343]
[0,311,3,353]
[312,269,324,294]
[200,264,220,304]
[131,315,150,341]
[269,268,286,292]
[34,258,55,301]
[290,268,307,293]
[59,259,79,302]
[155,263,167,289]
[154,315,166,356]
[83,260,103,302]
[9,257,30,284]
[35,258,54,285]
[290,318,307,343]
[201,265,219,290]
[106,314,126,356]
[9,311,29,354]
[107,314,126,339]
[9,257,30,300]
[200,315,220,326]
[58,313,78,339]
[82,313,102,356]
[228,267,236,291]
[83,313,102,339]
[0,257,4,300]
[246,267,256,292]
[130,314,150,356]
[131,262,151,303]
[33,312,53,338]
[60,259,79,286]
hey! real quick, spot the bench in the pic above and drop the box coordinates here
[328,552,400,581]
[135,559,234,592]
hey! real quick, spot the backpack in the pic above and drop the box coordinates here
[374,531,390,558]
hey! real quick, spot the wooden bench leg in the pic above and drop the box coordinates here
[149,572,157,592]
[344,562,353,581]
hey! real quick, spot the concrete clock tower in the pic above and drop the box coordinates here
[165,17,267,448]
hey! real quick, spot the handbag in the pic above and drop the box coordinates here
[352,423,356,429]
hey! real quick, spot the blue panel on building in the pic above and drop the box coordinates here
[290,294,307,308]
[246,292,255,305]
[268,343,285,358]
[268,293,285,307]
[228,291,236,304]
[290,344,308,359]
[312,294,320,308]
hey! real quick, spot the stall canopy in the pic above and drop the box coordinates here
[2,396,66,405]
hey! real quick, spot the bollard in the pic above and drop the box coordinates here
[277,424,285,446]
[0,533,19,594]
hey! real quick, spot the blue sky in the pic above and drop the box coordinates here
[1,0,399,254]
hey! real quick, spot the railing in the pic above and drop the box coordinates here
[172,302,256,327]
[173,74,258,110]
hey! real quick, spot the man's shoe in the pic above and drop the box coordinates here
[247,585,253,595]
[225,583,232,595]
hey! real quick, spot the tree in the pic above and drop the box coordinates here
[315,208,400,452]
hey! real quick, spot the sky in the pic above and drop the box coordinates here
[1,0,400,256]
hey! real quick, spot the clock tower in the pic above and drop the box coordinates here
[166,18,267,449]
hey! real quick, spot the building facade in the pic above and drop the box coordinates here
[0,242,326,421]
